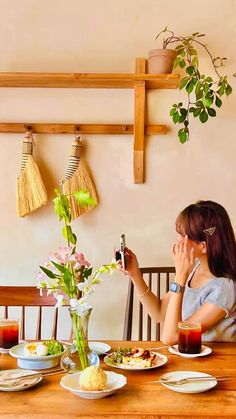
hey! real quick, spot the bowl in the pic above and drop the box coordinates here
[9,342,67,370]
[60,370,127,399]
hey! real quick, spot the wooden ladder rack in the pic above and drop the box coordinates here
[0,58,179,183]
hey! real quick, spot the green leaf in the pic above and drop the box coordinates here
[180,108,187,117]
[193,107,201,117]
[82,267,93,280]
[225,84,232,96]
[178,129,188,144]
[172,112,180,124]
[215,95,222,108]
[196,100,203,107]
[186,80,194,94]
[196,90,203,100]
[203,84,209,94]
[179,114,186,123]
[40,266,56,279]
[205,76,213,82]
[53,192,71,224]
[199,110,208,123]
[189,107,195,113]
[179,60,186,68]
[202,96,213,107]
[207,108,216,117]
[179,77,189,90]
[186,66,195,75]
[189,48,197,55]
[192,32,200,36]
[192,56,198,67]
[73,190,96,208]
[173,57,181,68]
[51,260,66,274]
[170,108,176,116]
[62,225,77,245]
[217,86,225,96]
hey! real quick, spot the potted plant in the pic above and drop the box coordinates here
[148,27,235,143]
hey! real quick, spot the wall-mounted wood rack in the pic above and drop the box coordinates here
[0,58,179,183]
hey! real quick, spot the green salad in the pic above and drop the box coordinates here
[45,339,64,355]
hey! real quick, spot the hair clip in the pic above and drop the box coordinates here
[203,227,216,236]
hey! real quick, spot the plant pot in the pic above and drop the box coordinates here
[148,49,177,74]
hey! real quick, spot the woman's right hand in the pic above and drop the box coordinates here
[120,247,140,279]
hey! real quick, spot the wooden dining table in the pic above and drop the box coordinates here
[0,341,236,418]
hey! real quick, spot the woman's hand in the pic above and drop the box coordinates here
[172,235,195,286]
[119,247,140,279]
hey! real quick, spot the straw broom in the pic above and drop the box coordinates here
[16,131,47,217]
[61,135,98,219]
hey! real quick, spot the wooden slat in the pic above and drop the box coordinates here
[52,308,58,339]
[134,58,146,183]
[147,273,152,340]
[4,306,8,318]
[21,306,25,340]
[36,306,42,340]
[0,123,167,135]
[0,72,179,89]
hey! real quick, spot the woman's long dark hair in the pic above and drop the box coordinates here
[176,200,236,281]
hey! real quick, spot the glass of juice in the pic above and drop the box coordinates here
[178,321,202,354]
[0,319,19,353]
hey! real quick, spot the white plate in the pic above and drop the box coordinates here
[0,369,43,392]
[159,371,217,393]
[168,345,212,358]
[89,342,111,356]
[60,370,126,399]
[104,351,168,371]
[9,342,67,370]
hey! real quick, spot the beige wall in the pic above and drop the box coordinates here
[0,0,235,340]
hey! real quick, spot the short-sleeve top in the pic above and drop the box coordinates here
[182,262,236,342]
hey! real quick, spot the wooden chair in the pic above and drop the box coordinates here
[123,267,175,341]
[0,286,69,340]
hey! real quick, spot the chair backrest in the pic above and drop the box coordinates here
[0,286,69,340]
[123,267,175,341]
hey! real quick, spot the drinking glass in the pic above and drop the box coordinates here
[178,321,202,354]
[0,319,19,353]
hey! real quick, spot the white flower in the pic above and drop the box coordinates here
[70,298,92,315]
[55,294,65,308]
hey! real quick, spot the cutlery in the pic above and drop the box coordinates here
[149,376,233,385]
[0,368,65,387]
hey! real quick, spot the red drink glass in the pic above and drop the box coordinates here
[0,319,19,353]
[178,321,202,354]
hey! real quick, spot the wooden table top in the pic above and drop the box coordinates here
[0,341,236,419]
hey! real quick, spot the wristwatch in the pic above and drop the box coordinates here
[169,281,185,294]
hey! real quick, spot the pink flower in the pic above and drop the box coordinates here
[71,252,90,267]
[49,246,73,265]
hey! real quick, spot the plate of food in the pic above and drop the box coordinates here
[9,340,66,369]
[104,347,168,371]
[60,365,127,399]
[168,345,212,358]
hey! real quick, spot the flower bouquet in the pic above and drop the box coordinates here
[37,189,118,370]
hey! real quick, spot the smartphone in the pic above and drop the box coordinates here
[120,234,126,269]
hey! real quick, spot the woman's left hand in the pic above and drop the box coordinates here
[172,235,195,286]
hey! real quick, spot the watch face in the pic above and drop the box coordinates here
[170,282,178,292]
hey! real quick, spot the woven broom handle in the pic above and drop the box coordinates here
[71,137,83,158]
[18,132,33,174]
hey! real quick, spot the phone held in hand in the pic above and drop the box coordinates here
[120,234,126,269]
[115,234,126,269]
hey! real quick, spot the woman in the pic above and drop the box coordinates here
[122,200,236,343]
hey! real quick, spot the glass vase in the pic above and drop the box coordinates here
[60,307,99,372]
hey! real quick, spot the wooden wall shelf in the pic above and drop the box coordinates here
[0,58,179,183]
[0,72,179,89]
[0,123,167,135]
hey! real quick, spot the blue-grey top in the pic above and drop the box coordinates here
[182,262,236,342]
